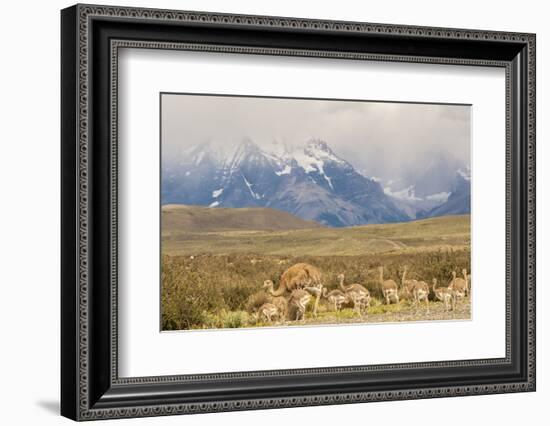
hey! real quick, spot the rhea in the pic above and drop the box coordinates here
[257,303,280,322]
[322,288,348,312]
[412,280,430,311]
[337,273,370,315]
[401,265,418,296]
[264,263,323,296]
[263,280,319,321]
[448,269,469,299]
[262,263,323,317]
[433,278,456,311]
[287,289,312,321]
[378,266,399,305]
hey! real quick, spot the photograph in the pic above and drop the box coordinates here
[160,93,472,331]
[58,3,536,421]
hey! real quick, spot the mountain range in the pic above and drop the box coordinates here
[162,139,470,227]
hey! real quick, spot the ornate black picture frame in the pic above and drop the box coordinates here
[61,4,536,421]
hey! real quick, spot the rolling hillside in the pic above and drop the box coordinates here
[162,207,470,256]
[162,204,322,233]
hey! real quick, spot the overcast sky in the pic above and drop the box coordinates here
[161,93,470,178]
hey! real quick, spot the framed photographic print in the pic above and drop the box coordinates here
[61,4,536,421]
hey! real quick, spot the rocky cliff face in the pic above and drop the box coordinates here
[162,139,469,227]
[162,139,410,227]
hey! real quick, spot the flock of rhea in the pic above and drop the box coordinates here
[256,263,471,323]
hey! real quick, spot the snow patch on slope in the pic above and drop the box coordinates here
[275,165,292,176]
[457,168,471,181]
[426,191,451,203]
[384,185,422,202]
[292,150,318,173]
[242,175,261,200]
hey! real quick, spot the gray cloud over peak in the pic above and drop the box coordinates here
[161,93,471,181]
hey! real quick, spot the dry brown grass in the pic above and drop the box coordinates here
[163,214,470,256]
[161,248,470,330]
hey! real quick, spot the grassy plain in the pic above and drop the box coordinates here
[162,207,470,256]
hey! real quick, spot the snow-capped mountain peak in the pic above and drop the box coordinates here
[303,139,345,163]
[305,139,331,153]
[228,139,264,165]
[290,139,347,186]
[162,138,469,227]
[162,138,408,226]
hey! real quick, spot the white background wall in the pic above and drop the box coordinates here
[0,0,547,424]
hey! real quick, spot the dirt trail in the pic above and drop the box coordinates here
[269,299,471,328]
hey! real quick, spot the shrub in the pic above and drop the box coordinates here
[245,291,271,313]
[161,248,471,330]
[222,310,250,328]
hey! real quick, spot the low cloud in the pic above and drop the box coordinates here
[161,93,471,177]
